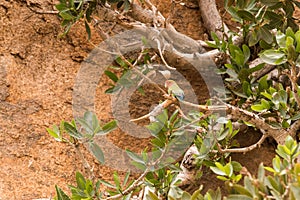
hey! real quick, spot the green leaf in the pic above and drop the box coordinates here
[122,171,130,187]
[295,31,300,52]
[231,161,243,172]
[258,75,269,92]
[242,45,250,62]
[216,176,230,181]
[75,171,86,190]
[286,36,295,48]
[113,172,121,189]
[182,191,192,200]
[258,26,273,44]
[224,163,234,177]
[84,21,91,40]
[261,92,272,100]
[146,191,160,200]
[105,70,119,82]
[264,166,276,173]
[59,10,74,20]
[210,167,227,176]
[251,104,267,112]
[260,0,280,6]
[77,111,102,135]
[259,50,287,65]
[126,150,145,164]
[248,30,259,46]
[231,184,252,196]
[285,1,295,17]
[89,142,105,163]
[55,185,71,200]
[206,41,218,49]
[99,179,117,189]
[211,31,220,46]
[47,125,62,142]
[102,120,117,134]
[276,31,286,48]
[56,3,68,11]
[237,10,255,21]
[63,122,83,139]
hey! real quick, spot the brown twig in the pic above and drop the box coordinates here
[216,133,268,153]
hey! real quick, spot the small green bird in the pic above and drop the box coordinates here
[165,80,185,101]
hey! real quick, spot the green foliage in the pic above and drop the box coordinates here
[47,111,117,163]
[55,0,131,38]
[105,53,152,94]
[224,136,300,200]
[210,161,242,183]
[50,0,300,199]
[225,0,299,46]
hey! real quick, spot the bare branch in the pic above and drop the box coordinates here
[130,99,175,122]
[216,133,268,153]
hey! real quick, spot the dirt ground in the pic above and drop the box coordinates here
[0,0,298,199]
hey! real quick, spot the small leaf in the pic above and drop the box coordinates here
[146,191,160,200]
[231,161,243,172]
[248,30,259,46]
[237,10,255,21]
[84,21,91,40]
[89,142,105,163]
[47,125,62,141]
[242,44,250,62]
[276,31,286,48]
[251,104,267,112]
[211,31,220,45]
[102,120,117,134]
[75,171,86,190]
[56,3,68,11]
[55,185,71,200]
[259,50,287,65]
[105,70,119,82]
[126,150,145,164]
[63,122,83,139]
[99,179,117,189]
[59,10,74,20]
[260,0,280,6]
[258,26,273,44]
[113,172,121,189]
[210,167,227,176]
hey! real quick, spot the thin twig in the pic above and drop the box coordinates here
[215,133,268,153]
[119,54,167,95]
[130,99,175,122]
[180,100,226,111]
[154,38,176,70]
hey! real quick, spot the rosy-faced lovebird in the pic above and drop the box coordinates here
[165,80,185,101]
